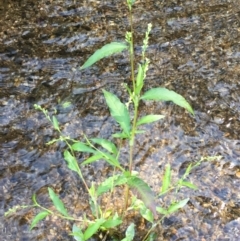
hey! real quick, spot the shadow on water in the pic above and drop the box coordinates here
[0,0,240,240]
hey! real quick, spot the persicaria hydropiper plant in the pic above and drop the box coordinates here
[5,0,221,240]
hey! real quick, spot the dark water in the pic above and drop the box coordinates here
[0,0,240,240]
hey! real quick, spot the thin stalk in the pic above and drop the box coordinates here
[129,8,135,92]
[124,7,141,211]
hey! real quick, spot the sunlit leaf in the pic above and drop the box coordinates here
[121,223,135,241]
[72,142,96,153]
[101,217,122,229]
[127,176,156,216]
[135,64,144,95]
[64,150,79,173]
[81,154,103,165]
[52,116,60,131]
[91,138,118,155]
[97,174,127,196]
[112,132,129,139]
[179,181,198,190]
[72,224,84,241]
[48,187,68,217]
[161,164,171,193]
[145,232,157,241]
[140,206,154,223]
[137,114,164,126]
[30,211,49,230]
[167,198,189,214]
[100,151,121,168]
[83,219,105,240]
[81,42,128,69]
[32,193,37,205]
[103,89,131,136]
[156,206,168,215]
[141,87,194,114]
[62,101,72,109]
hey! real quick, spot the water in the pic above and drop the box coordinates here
[0,0,240,240]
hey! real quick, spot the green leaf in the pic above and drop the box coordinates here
[127,176,156,216]
[84,219,105,240]
[81,42,128,69]
[81,154,103,165]
[161,164,171,193]
[135,64,144,95]
[103,89,131,136]
[72,142,96,153]
[121,223,135,241]
[145,232,157,241]
[72,224,84,241]
[179,181,198,190]
[141,87,194,114]
[167,198,189,214]
[32,193,37,205]
[48,187,68,217]
[97,174,127,196]
[100,151,121,168]
[101,217,122,229]
[140,207,154,223]
[91,138,118,155]
[64,150,79,173]
[30,211,49,230]
[137,114,165,126]
[52,116,60,131]
[156,206,168,215]
[112,132,129,139]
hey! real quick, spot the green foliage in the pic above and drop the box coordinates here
[103,89,131,137]
[30,211,50,230]
[137,114,165,126]
[141,87,194,115]
[121,223,135,241]
[48,187,69,217]
[127,176,156,216]
[80,42,128,70]
[7,1,224,240]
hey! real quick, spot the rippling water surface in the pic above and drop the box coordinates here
[0,0,240,240]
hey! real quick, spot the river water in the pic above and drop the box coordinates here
[0,0,240,240]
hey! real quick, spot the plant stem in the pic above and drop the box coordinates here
[129,8,135,92]
[124,5,140,211]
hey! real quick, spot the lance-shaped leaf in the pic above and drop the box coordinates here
[71,142,96,154]
[127,176,157,216]
[161,164,171,194]
[64,150,79,173]
[81,154,103,165]
[167,198,189,214]
[48,187,69,217]
[83,219,105,240]
[81,42,128,69]
[137,114,165,126]
[91,138,118,155]
[97,174,128,196]
[135,64,144,95]
[52,116,60,131]
[101,217,122,229]
[72,224,84,241]
[103,89,131,136]
[141,87,194,115]
[30,211,49,230]
[122,223,135,241]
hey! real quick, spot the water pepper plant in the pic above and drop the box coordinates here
[5,0,221,240]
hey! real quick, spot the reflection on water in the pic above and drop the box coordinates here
[1,0,240,240]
